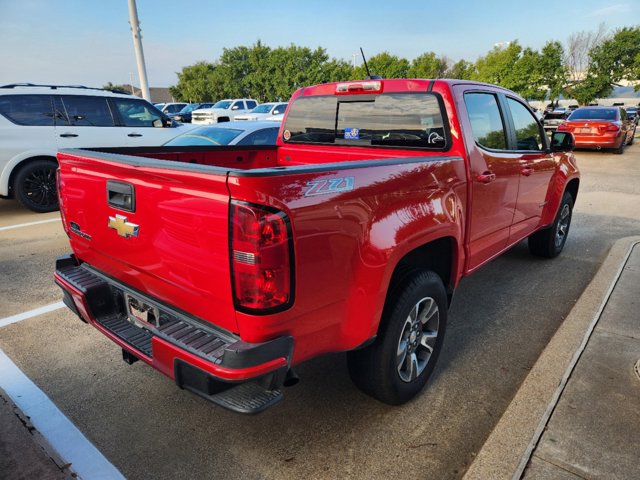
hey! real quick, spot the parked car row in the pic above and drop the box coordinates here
[0,84,287,213]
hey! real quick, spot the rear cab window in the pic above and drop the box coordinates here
[282,92,449,150]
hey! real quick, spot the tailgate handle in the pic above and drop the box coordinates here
[107,181,135,212]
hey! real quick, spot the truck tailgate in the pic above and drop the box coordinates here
[57,150,238,333]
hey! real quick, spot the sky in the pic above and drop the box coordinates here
[0,0,637,88]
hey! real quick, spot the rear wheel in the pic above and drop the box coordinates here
[13,159,59,212]
[627,128,635,145]
[613,139,624,154]
[347,271,447,405]
[528,192,573,258]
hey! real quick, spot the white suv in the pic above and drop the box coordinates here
[191,99,258,125]
[0,84,197,212]
[234,102,288,121]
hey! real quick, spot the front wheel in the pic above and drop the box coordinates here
[13,159,59,213]
[347,271,447,405]
[528,192,573,258]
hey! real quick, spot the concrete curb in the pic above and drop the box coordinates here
[463,236,640,480]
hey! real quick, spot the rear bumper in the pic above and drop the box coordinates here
[54,254,293,413]
[572,134,622,149]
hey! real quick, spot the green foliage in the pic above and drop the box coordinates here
[171,61,218,102]
[353,52,409,79]
[539,41,567,100]
[407,52,448,79]
[472,42,523,88]
[169,26,638,104]
[445,60,475,79]
[589,26,640,93]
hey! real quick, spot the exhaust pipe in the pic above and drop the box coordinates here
[283,368,299,387]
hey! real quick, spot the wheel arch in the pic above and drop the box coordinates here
[3,154,58,198]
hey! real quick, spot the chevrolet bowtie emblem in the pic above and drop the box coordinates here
[108,214,139,238]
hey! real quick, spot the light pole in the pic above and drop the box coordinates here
[127,0,151,101]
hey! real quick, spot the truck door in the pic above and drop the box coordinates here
[502,96,555,243]
[457,89,521,271]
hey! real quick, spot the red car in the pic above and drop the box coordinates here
[557,106,636,154]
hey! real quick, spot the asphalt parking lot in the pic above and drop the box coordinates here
[1,142,639,479]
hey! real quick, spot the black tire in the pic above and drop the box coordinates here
[613,140,624,154]
[528,192,573,258]
[13,159,59,213]
[347,271,447,405]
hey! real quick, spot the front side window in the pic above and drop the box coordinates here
[507,98,543,151]
[464,93,507,150]
[231,101,245,111]
[246,100,257,109]
[283,93,448,149]
[0,94,53,126]
[273,103,287,114]
[113,99,163,127]
[60,96,115,127]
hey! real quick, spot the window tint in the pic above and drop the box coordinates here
[507,98,543,151]
[283,96,337,143]
[464,93,507,150]
[60,96,115,127]
[113,99,163,127]
[568,108,617,121]
[231,101,245,110]
[246,100,257,109]
[236,127,279,146]
[0,95,53,126]
[273,103,287,114]
[284,93,447,149]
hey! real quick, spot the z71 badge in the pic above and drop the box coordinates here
[304,177,355,197]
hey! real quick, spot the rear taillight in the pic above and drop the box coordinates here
[230,201,293,313]
[557,123,569,131]
[604,124,620,132]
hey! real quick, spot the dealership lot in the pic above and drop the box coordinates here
[1,144,639,479]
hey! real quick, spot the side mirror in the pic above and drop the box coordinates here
[550,131,575,152]
[231,105,239,111]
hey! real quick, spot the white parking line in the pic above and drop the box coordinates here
[0,301,66,328]
[0,348,125,480]
[0,218,61,232]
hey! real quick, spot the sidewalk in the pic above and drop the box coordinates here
[465,237,640,480]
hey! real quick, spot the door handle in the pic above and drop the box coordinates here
[476,172,496,184]
[59,133,78,138]
[521,167,534,176]
[128,133,143,137]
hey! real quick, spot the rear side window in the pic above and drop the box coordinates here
[507,98,543,151]
[236,127,279,146]
[113,98,163,127]
[0,94,53,126]
[283,93,448,150]
[246,100,257,109]
[464,93,507,150]
[60,95,115,127]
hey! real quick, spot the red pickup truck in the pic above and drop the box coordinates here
[54,79,579,414]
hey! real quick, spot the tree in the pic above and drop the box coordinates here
[510,47,546,100]
[564,23,607,85]
[444,60,474,79]
[170,61,217,102]
[103,82,132,94]
[472,41,523,89]
[538,41,567,101]
[589,26,640,89]
[353,52,409,79]
[408,52,448,79]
